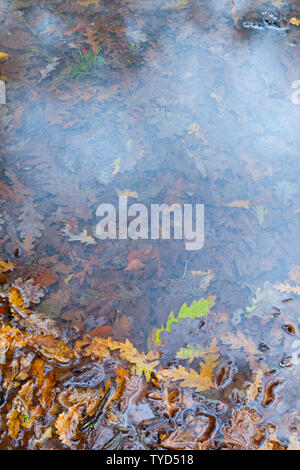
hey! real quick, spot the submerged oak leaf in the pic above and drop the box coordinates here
[273,282,300,296]
[62,224,96,245]
[176,338,219,365]
[33,335,76,364]
[9,287,27,312]
[0,260,14,273]
[156,296,216,344]
[221,330,260,357]
[161,354,218,392]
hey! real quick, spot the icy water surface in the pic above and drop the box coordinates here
[0,0,300,450]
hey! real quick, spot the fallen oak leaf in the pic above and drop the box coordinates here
[156,296,216,344]
[288,266,300,283]
[115,188,138,198]
[225,200,250,209]
[9,287,27,313]
[273,282,300,296]
[75,334,111,361]
[124,258,145,271]
[222,330,260,356]
[62,224,96,245]
[124,248,150,272]
[38,57,60,83]
[161,355,218,392]
[33,335,76,364]
[289,17,300,26]
[12,278,46,307]
[106,337,160,381]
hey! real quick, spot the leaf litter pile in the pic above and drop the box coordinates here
[0,0,300,450]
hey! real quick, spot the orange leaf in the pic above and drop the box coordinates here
[124,258,146,271]
[288,266,300,283]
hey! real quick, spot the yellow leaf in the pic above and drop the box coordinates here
[161,355,218,392]
[34,335,75,364]
[7,409,20,438]
[222,330,260,356]
[289,17,300,26]
[111,157,120,177]
[225,200,250,209]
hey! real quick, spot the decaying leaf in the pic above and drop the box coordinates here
[17,201,45,241]
[115,188,138,198]
[289,17,300,26]
[7,380,35,438]
[56,387,102,446]
[75,334,111,361]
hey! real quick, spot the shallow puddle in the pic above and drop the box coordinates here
[0,0,300,450]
